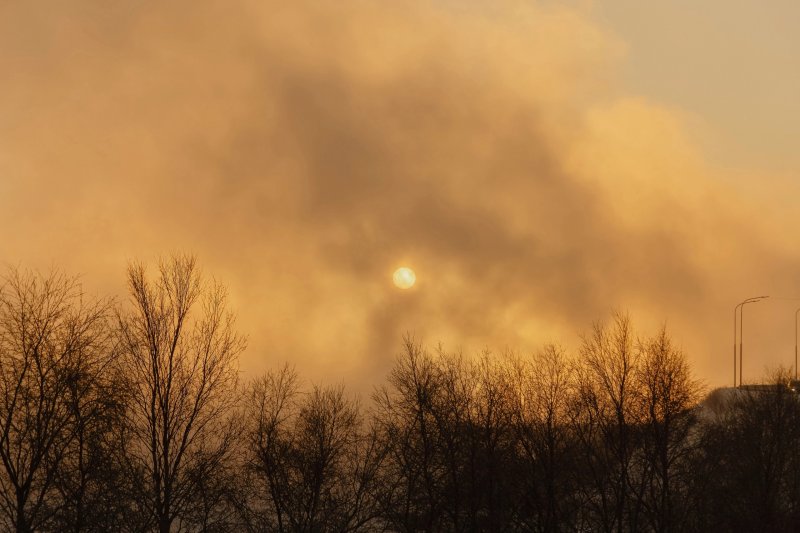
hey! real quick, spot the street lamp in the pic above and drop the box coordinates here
[735,296,768,387]
[734,298,763,387]
[795,308,800,382]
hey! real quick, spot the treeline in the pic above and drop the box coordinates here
[1,256,800,532]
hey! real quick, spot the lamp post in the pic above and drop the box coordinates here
[733,300,747,388]
[795,308,800,382]
[737,296,768,387]
[734,302,745,387]
[734,298,763,387]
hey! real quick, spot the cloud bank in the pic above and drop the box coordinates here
[2,1,799,388]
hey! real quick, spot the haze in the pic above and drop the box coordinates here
[2,0,799,390]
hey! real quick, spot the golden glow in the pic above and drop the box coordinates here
[4,0,800,391]
[393,267,416,289]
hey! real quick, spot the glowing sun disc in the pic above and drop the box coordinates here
[393,267,416,289]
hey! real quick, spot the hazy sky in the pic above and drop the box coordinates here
[2,1,799,390]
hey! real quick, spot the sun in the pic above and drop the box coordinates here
[392,267,416,289]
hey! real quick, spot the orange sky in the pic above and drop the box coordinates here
[2,1,799,391]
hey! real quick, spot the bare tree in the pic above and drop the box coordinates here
[372,338,446,531]
[690,368,800,533]
[459,352,515,531]
[0,268,112,532]
[571,311,642,533]
[428,349,474,532]
[634,327,702,533]
[373,340,519,532]
[507,344,578,531]
[246,365,383,532]
[51,338,129,533]
[244,364,300,531]
[116,255,245,533]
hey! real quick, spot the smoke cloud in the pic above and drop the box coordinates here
[2,1,799,389]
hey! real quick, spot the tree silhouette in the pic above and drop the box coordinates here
[0,268,112,532]
[8,259,797,532]
[691,369,800,533]
[633,327,701,533]
[245,365,384,532]
[571,312,643,533]
[507,344,578,531]
[116,255,245,533]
